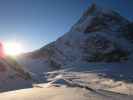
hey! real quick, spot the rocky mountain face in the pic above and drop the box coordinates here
[0,4,133,93]
[21,4,133,70]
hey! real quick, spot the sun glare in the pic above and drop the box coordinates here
[3,42,23,56]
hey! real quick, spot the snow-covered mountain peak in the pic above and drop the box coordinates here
[81,3,113,18]
[71,4,129,33]
[19,4,133,73]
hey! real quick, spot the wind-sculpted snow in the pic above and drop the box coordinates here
[43,66,133,95]
[1,85,133,100]
[1,63,133,99]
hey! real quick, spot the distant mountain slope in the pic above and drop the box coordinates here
[18,4,133,70]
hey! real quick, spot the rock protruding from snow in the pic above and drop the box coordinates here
[120,23,133,43]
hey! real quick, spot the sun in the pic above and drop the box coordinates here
[3,42,24,56]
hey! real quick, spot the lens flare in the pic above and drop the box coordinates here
[3,42,23,56]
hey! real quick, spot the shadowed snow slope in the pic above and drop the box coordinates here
[0,57,32,92]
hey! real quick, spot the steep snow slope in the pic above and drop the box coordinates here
[18,4,133,74]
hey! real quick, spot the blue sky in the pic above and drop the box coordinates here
[0,0,132,52]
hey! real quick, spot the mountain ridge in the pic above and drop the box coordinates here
[22,4,133,65]
[0,4,132,100]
